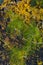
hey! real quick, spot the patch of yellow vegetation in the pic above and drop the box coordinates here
[0,0,43,23]
[37,61,43,65]
[0,0,11,9]
[9,0,43,24]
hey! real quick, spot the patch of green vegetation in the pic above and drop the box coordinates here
[30,0,37,6]
[30,0,43,8]
[6,11,42,65]
[40,0,43,8]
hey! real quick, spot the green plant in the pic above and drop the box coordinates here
[6,12,42,65]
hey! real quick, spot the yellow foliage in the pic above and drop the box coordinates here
[0,0,11,9]
[0,0,43,23]
[40,9,43,13]
[13,0,43,24]
[38,61,43,65]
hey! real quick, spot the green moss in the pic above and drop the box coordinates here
[6,12,42,65]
